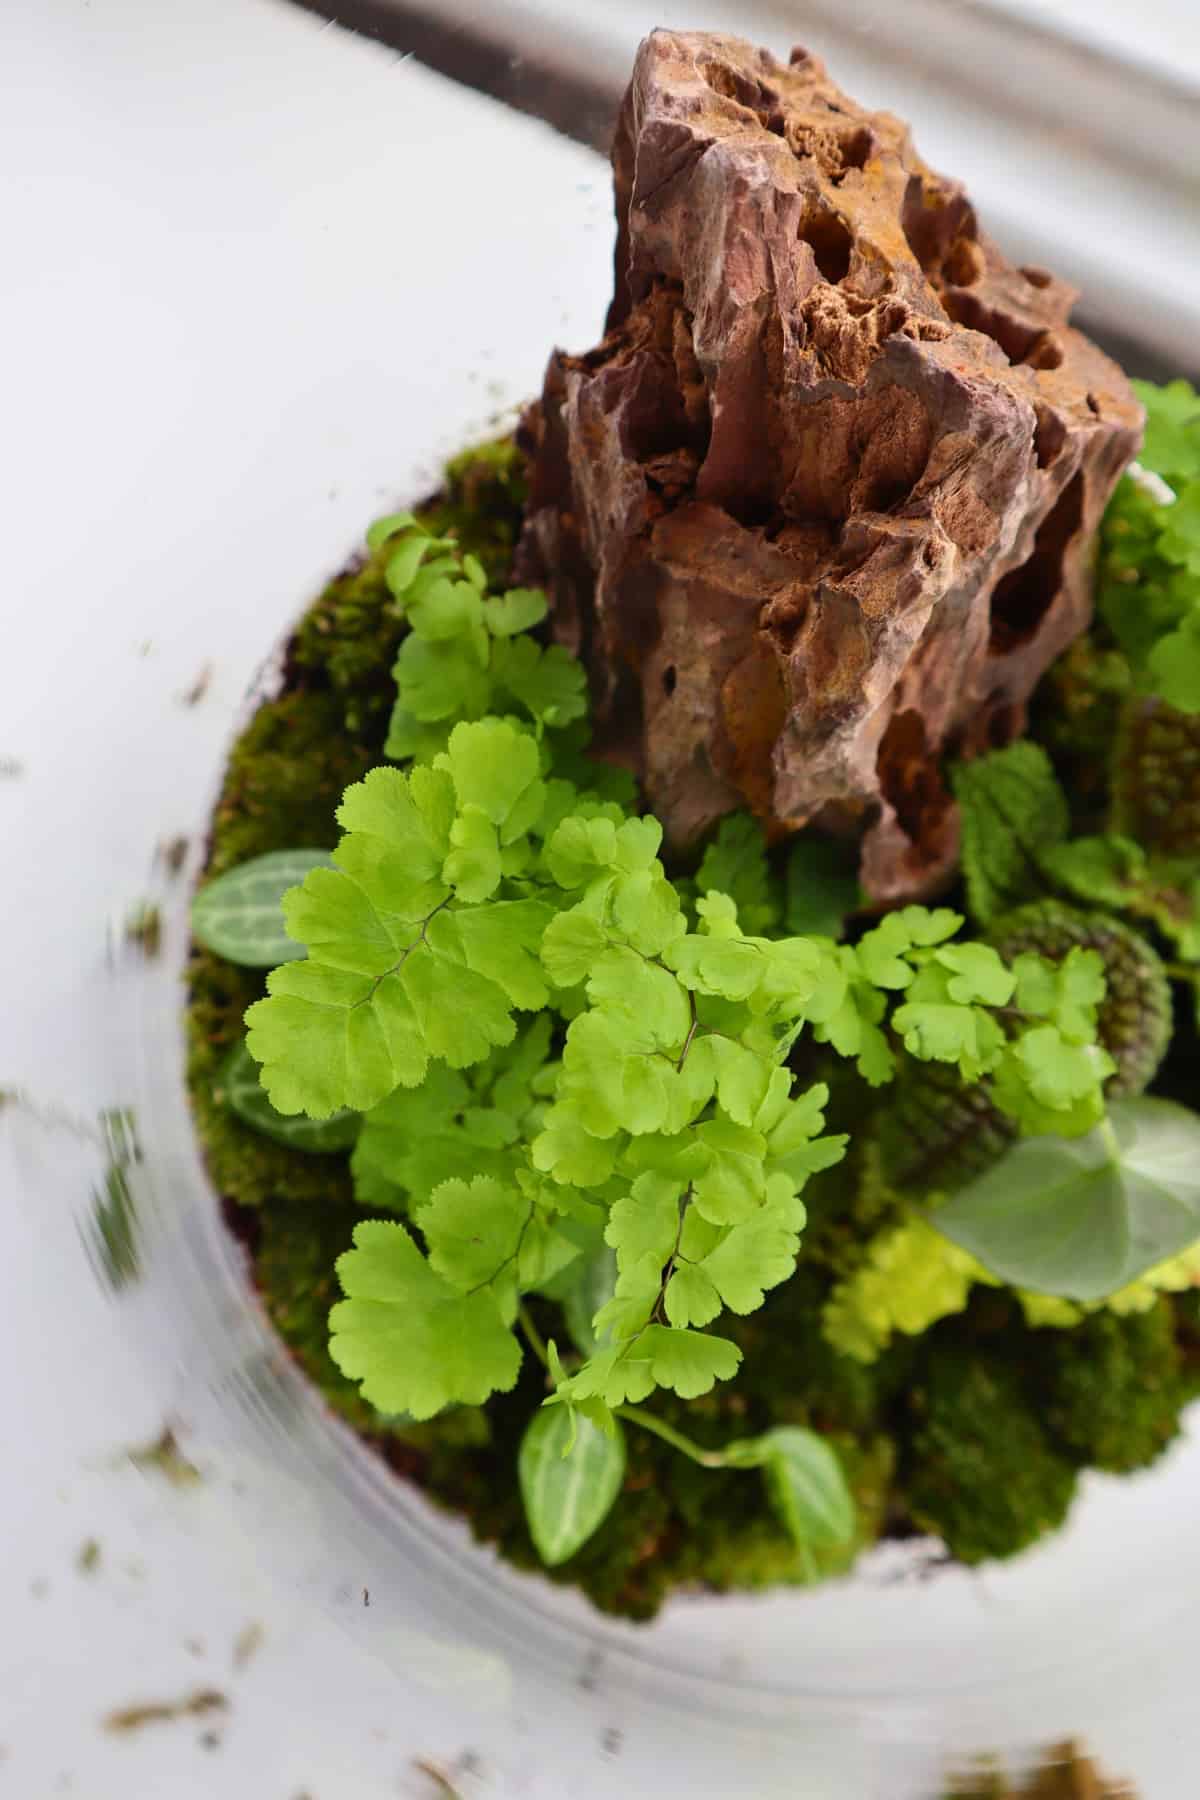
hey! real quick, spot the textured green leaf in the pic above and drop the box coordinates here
[697,1182,806,1313]
[216,1038,359,1153]
[933,1098,1200,1300]
[330,1220,522,1418]
[586,947,690,1046]
[245,959,426,1116]
[191,849,334,966]
[518,1407,626,1565]
[933,943,1016,1007]
[951,744,1068,924]
[605,1172,684,1274]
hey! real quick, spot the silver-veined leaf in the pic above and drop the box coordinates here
[192,849,335,966]
[518,1406,625,1566]
[217,1038,359,1154]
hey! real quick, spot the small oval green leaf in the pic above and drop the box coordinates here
[191,849,334,966]
[217,1039,359,1154]
[759,1427,855,1550]
[518,1406,625,1566]
[932,1096,1200,1301]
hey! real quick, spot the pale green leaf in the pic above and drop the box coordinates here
[483,587,548,636]
[519,1407,626,1566]
[933,1098,1200,1300]
[191,849,335,966]
[760,1427,855,1549]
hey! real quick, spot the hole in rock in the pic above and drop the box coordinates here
[988,471,1084,654]
[900,174,977,281]
[1020,265,1053,289]
[1025,333,1064,371]
[800,206,853,284]
[943,236,982,287]
[1033,404,1067,469]
[700,61,785,132]
[662,665,678,696]
[942,290,1045,366]
[876,708,952,846]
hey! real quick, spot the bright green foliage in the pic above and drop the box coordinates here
[951,744,1067,925]
[1098,380,1200,712]
[191,849,335,966]
[374,515,588,759]
[329,1219,522,1419]
[1134,376,1200,483]
[244,720,556,1117]
[518,1407,627,1564]
[350,1016,554,1211]
[991,902,1172,1104]
[1039,834,1200,958]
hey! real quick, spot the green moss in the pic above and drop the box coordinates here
[1042,1301,1185,1473]
[902,1308,1079,1563]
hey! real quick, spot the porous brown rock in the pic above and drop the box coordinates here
[517,29,1142,899]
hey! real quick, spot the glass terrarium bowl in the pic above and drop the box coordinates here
[8,1,1199,1794]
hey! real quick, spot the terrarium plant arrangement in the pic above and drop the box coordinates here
[187,32,1200,1616]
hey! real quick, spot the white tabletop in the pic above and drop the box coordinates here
[3,3,1197,1796]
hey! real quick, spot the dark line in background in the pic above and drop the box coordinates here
[282,0,1183,383]
[286,0,617,151]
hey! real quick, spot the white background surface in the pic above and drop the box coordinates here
[3,4,615,1795]
[3,2,1197,1796]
